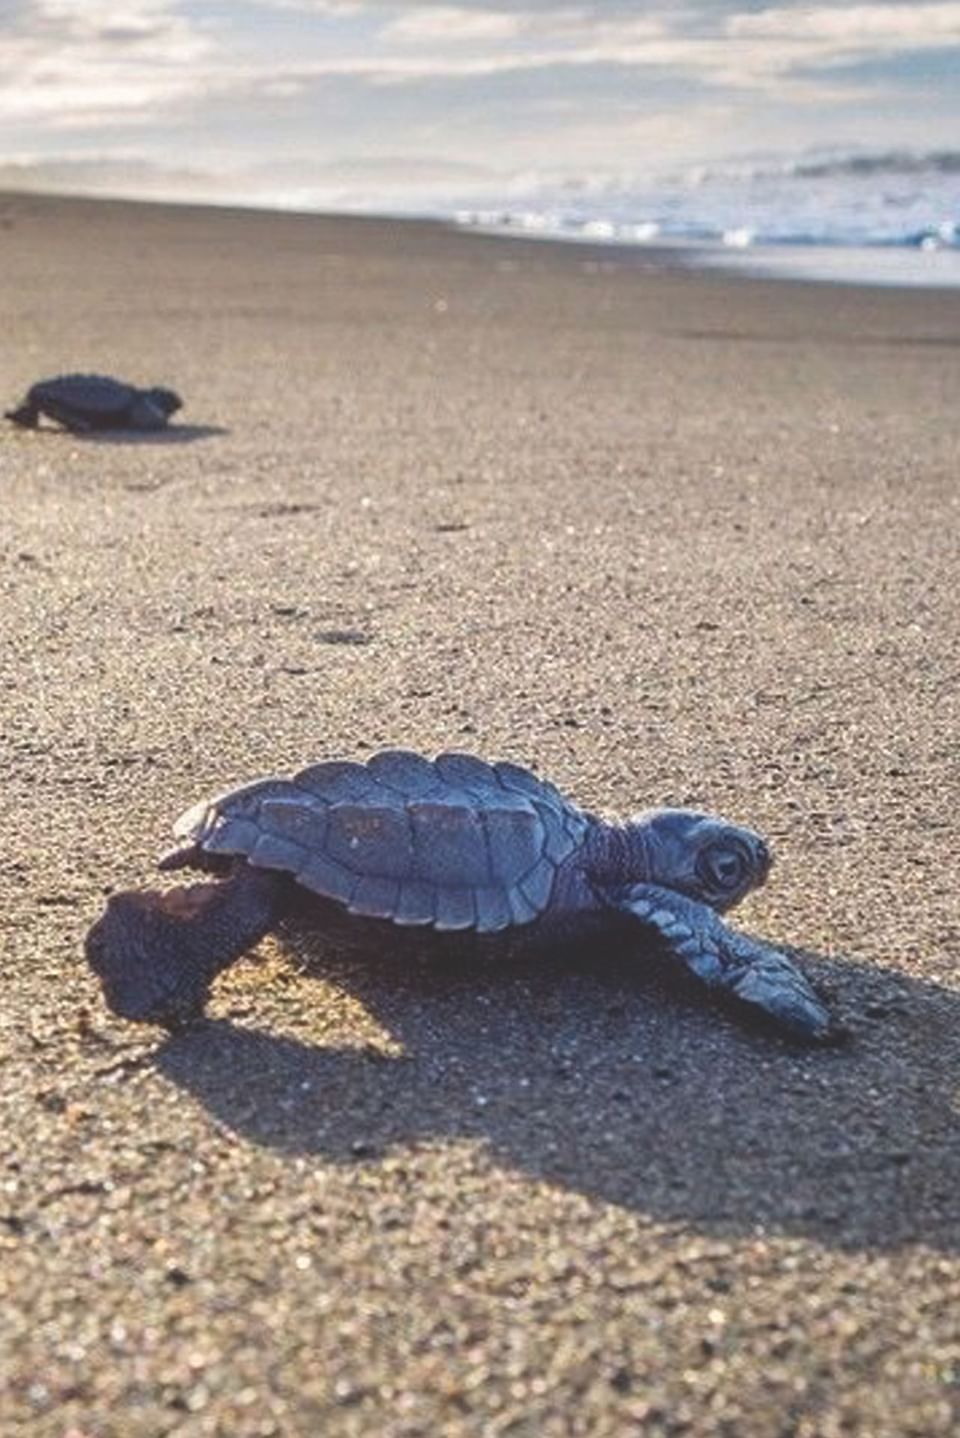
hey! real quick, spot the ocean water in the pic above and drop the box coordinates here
[449,149,960,288]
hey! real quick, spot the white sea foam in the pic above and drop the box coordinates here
[455,152,957,248]
[447,148,960,287]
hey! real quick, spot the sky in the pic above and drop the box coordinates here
[0,1,959,209]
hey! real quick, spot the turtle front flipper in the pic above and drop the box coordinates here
[610,883,838,1043]
[125,395,169,430]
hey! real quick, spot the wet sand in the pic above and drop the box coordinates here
[1,191,959,1436]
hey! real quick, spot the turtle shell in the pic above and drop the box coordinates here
[31,374,136,418]
[170,750,590,934]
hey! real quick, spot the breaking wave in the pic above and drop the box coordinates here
[454,148,960,258]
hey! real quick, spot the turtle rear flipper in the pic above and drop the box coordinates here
[612,882,839,1043]
[86,867,288,1026]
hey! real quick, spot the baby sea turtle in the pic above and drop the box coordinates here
[6,373,182,433]
[86,749,837,1042]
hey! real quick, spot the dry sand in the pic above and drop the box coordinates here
[1,192,959,1436]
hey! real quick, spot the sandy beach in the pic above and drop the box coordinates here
[1,191,959,1435]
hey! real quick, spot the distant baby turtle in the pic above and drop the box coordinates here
[86,750,837,1042]
[6,373,182,433]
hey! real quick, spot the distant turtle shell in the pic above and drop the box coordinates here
[171,750,590,934]
[29,374,139,418]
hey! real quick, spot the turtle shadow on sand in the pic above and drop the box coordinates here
[78,423,229,445]
[153,929,960,1255]
[7,422,229,445]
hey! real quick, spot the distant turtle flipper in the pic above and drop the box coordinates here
[126,394,177,430]
[613,883,838,1043]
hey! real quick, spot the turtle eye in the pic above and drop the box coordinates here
[697,842,748,894]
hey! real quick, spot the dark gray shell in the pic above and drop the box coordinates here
[31,374,136,418]
[171,750,590,934]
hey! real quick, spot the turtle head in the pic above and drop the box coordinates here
[628,808,772,912]
[145,387,182,417]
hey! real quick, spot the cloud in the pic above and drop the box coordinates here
[381,5,525,41]
[728,3,960,43]
[5,3,960,118]
[2,0,959,174]
[379,3,673,45]
[240,3,960,94]
[0,0,213,124]
[716,3,960,93]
